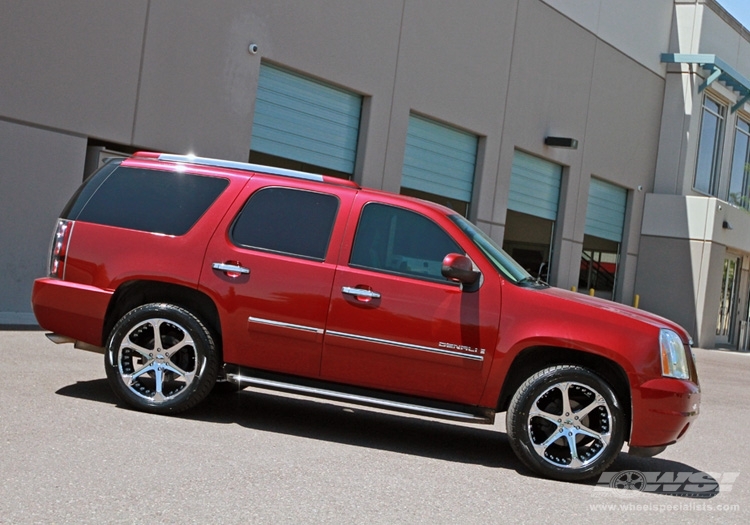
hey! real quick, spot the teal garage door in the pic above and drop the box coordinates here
[401,114,478,205]
[585,178,627,242]
[251,63,362,174]
[508,150,562,221]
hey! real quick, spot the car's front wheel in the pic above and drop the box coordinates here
[506,365,625,481]
[105,303,219,414]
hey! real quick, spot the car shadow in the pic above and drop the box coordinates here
[56,379,713,496]
[194,385,518,469]
[57,378,516,469]
[56,377,119,405]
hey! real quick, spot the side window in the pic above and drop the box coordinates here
[72,167,229,235]
[231,187,339,261]
[350,203,461,281]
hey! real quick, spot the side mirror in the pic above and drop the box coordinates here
[441,253,481,287]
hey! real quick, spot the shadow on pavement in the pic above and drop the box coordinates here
[56,378,711,495]
[56,377,118,405]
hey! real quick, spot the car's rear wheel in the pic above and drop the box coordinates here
[506,365,624,481]
[105,303,219,414]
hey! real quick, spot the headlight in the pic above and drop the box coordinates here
[660,329,690,379]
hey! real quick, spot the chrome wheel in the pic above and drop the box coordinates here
[106,303,218,414]
[507,365,624,481]
[117,318,199,403]
[527,381,612,469]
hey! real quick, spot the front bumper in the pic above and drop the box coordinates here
[629,377,701,449]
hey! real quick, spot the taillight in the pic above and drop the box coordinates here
[49,219,73,279]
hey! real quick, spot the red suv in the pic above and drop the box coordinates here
[32,152,700,481]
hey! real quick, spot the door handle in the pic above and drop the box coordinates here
[342,286,381,299]
[212,262,250,275]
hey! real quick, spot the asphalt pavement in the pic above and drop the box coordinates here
[1,330,748,524]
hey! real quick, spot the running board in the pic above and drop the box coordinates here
[226,371,495,425]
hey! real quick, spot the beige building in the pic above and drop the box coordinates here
[1,0,749,349]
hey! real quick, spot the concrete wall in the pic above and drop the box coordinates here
[0,1,148,141]
[0,122,85,323]
[542,0,673,75]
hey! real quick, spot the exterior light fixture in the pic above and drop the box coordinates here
[544,136,578,149]
[722,220,733,230]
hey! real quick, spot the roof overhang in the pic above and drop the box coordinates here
[661,53,750,112]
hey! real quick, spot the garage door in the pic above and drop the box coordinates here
[401,114,478,205]
[585,177,627,242]
[250,63,362,174]
[508,151,562,221]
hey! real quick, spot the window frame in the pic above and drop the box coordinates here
[693,94,727,197]
[727,114,750,209]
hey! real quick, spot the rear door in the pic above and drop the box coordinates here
[321,196,501,404]
[200,176,355,377]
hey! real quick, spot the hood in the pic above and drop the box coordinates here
[535,285,692,344]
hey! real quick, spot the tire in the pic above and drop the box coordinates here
[506,365,625,482]
[105,303,219,414]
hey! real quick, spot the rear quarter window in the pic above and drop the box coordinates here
[65,166,229,235]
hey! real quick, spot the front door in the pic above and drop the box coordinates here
[321,199,500,405]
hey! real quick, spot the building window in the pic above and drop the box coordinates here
[694,96,726,196]
[728,116,750,209]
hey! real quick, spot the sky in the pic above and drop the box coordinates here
[715,0,750,30]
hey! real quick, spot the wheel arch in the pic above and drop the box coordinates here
[497,346,632,439]
[102,280,222,358]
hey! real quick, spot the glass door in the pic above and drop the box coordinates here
[716,256,741,346]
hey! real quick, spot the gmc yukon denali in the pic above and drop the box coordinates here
[32,152,700,481]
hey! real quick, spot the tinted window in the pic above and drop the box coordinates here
[70,167,228,235]
[231,187,339,260]
[61,159,122,220]
[350,203,461,281]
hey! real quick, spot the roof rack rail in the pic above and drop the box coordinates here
[133,152,359,188]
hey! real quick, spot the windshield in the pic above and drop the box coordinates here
[450,215,534,284]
